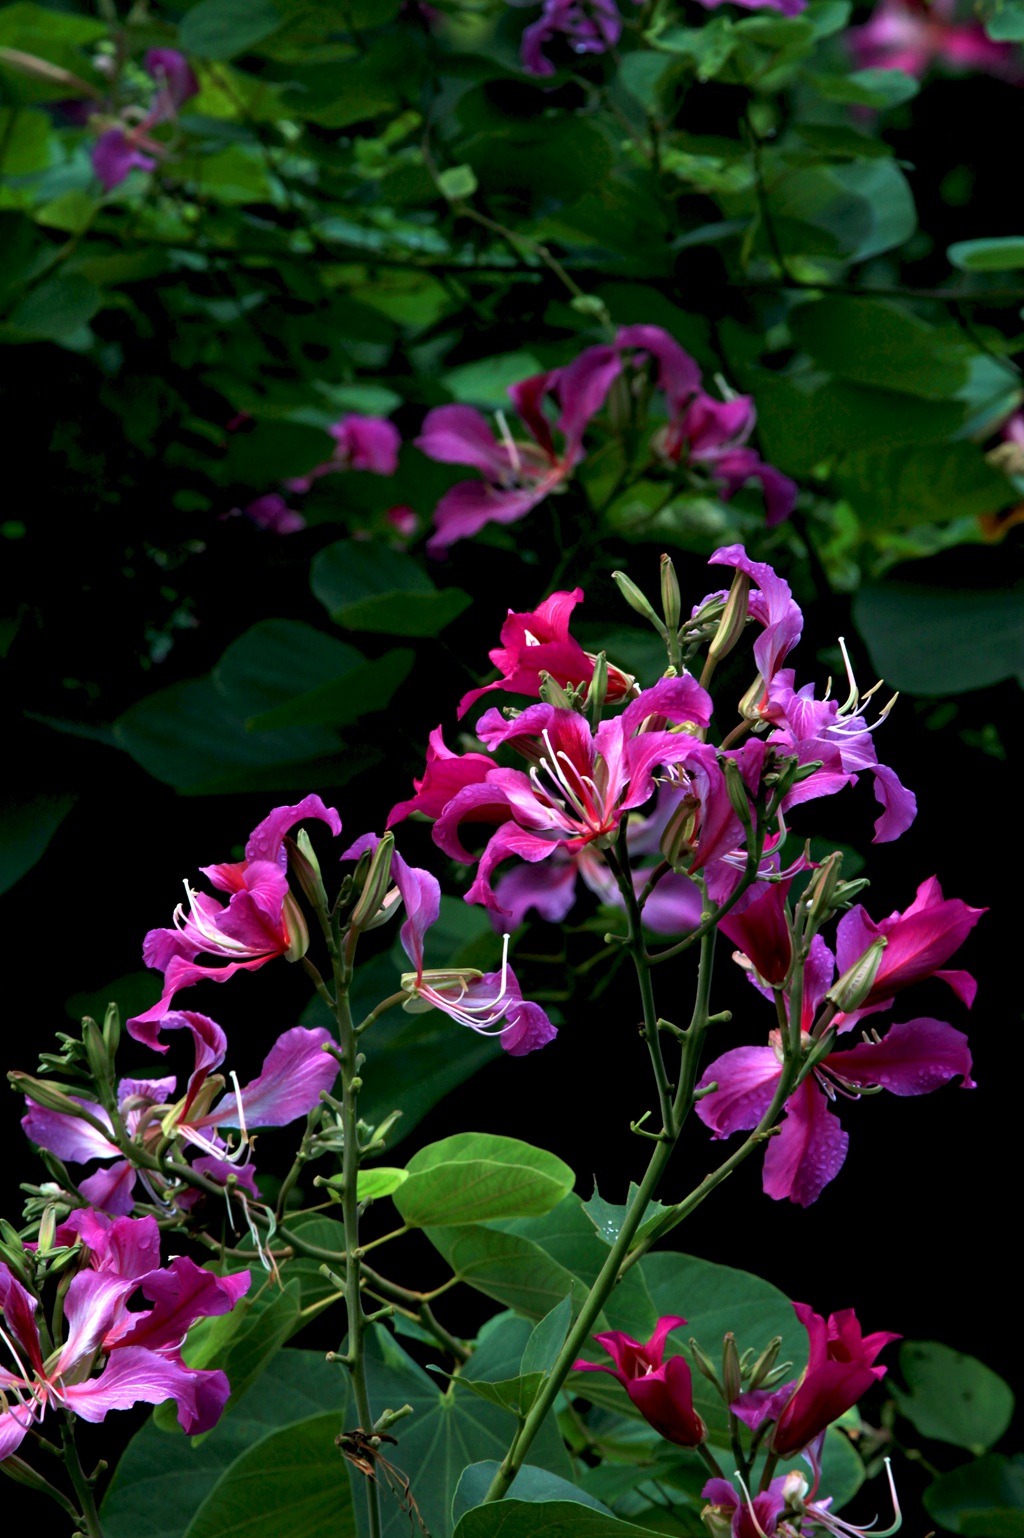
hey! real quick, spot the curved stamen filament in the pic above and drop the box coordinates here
[174,882,270,957]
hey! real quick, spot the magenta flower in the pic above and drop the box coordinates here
[847,0,1019,78]
[696,994,974,1206]
[716,877,793,986]
[387,725,497,828]
[432,677,713,912]
[701,1475,790,1538]
[285,414,401,494]
[128,795,342,1041]
[23,1011,336,1214]
[655,390,797,527]
[769,1303,900,1457]
[91,49,199,190]
[418,346,621,555]
[516,0,624,76]
[704,544,804,709]
[833,876,986,1028]
[345,834,556,1054]
[240,492,306,535]
[0,1212,249,1458]
[573,1316,706,1447]
[457,587,636,717]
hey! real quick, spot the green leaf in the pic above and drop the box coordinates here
[243,650,414,731]
[454,1465,611,1528]
[647,18,738,78]
[837,442,1012,528]
[3,274,100,342]
[924,1454,1024,1537]
[357,1324,572,1538]
[221,420,332,484]
[0,792,74,895]
[854,577,1024,694]
[185,144,275,204]
[789,297,969,400]
[454,1499,667,1538]
[312,539,471,636]
[521,1297,574,1379]
[33,189,97,233]
[804,66,919,108]
[582,1183,671,1253]
[442,351,543,408]
[948,236,1024,271]
[443,1368,547,1417]
[395,1133,574,1227]
[357,1166,409,1201]
[984,1,1024,41]
[437,163,479,200]
[425,1223,590,1320]
[100,1350,350,1538]
[178,0,286,59]
[0,106,51,173]
[616,52,676,108]
[182,1413,353,1538]
[892,1341,1015,1451]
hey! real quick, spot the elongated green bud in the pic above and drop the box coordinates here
[722,1332,742,1404]
[9,1072,100,1120]
[660,795,699,869]
[37,1206,57,1256]
[612,571,669,639]
[747,1335,784,1390]
[825,936,887,1013]
[804,851,843,926]
[83,1017,109,1087]
[689,1337,724,1395]
[349,833,396,933]
[539,671,575,709]
[660,553,682,633]
[700,569,750,689]
[103,1001,121,1060]
[281,891,310,961]
[722,756,754,834]
[585,650,609,724]
[287,828,330,912]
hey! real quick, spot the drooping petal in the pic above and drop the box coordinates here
[22,1100,118,1164]
[427,478,554,556]
[79,1161,139,1217]
[492,857,579,929]
[62,1344,230,1435]
[416,405,510,477]
[762,1080,848,1207]
[0,1264,45,1372]
[708,546,804,686]
[118,1257,251,1354]
[387,724,495,826]
[242,794,343,869]
[92,128,156,190]
[500,998,558,1055]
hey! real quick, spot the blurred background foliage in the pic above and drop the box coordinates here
[0,1,1020,1529]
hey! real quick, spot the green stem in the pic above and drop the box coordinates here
[330,950,382,1538]
[59,1416,104,1538]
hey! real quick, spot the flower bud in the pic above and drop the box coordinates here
[0,46,101,95]
[660,554,682,633]
[37,1205,57,1256]
[804,851,843,927]
[103,1001,121,1060]
[83,1016,110,1087]
[660,795,700,869]
[538,671,575,709]
[738,672,767,721]
[281,891,310,962]
[747,1335,784,1389]
[612,571,669,639]
[700,1503,735,1538]
[825,937,888,1013]
[722,756,754,835]
[584,651,609,721]
[722,1332,742,1404]
[688,1337,724,1394]
[287,829,329,912]
[349,833,396,934]
[700,568,750,688]
[9,1072,103,1123]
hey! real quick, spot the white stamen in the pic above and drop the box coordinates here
[229,1070,249,1147]
[733,1471,772,1538]
[494,410,521,476]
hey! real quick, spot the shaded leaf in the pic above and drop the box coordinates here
[312,539,471,636]
[454,1464,610,1528]
[893,1341,1015,1452]
[853,577,1024,693]
[924,1454,1024,1537]
[396,1133,574,1227]
[0,792,74,895]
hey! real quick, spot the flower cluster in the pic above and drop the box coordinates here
[417,327,796,554]
[0,1210,249,1457]
[847,0,1019,79]
[91,49,199,190]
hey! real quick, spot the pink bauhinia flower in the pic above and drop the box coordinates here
[701,1474,791,1538]
[0,1212,249,1458]
[387,725,497,827]
[847,0,1019,78]
[572,1315,707,1447]
[239,492,306,535]
[128,795,342,1042]
[654,390,797,527]
[703,544,805,710]
[457,587,637,718]
[515,0,625,76]
[418,346,622,555]
[769,1303,900,1457]
[23,1011,337,1214]
[432,676,713,911]
[90,49,199,190]
[285,414,401,494]
[344,834,556,1054]
[833,876,986,1029]
[696,954,974,1207]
